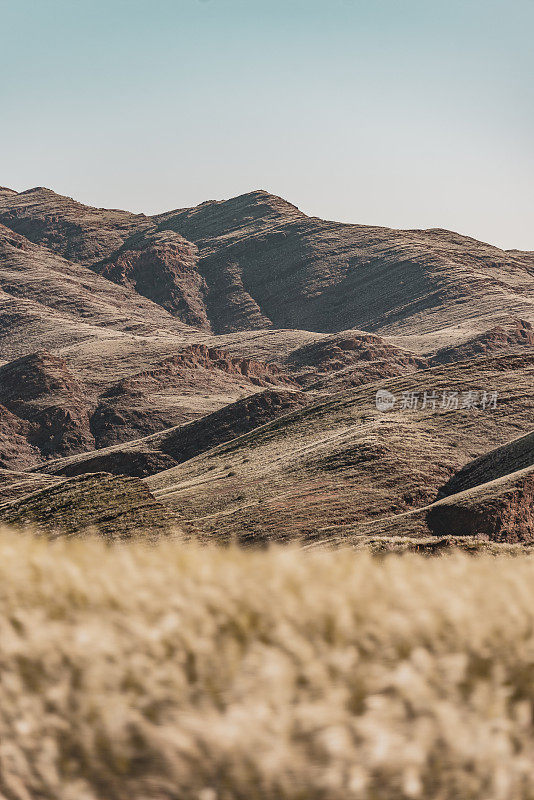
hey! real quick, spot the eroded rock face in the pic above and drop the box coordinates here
[427,466,534,543]
[0,351,95,460]
[95,230,209,328]
[432,319,534,365]
[90,346,295,448]
[0,405,36,470]
[0,341,297,467]
[286,331,428,389]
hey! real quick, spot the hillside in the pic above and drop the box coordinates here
[147,352,534,543]
[35,388,310,479]
[0,473,178,539]
[0,345,296,470]
[0,186,533,543]
[2,187,533,339]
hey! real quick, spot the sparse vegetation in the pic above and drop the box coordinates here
[3,528,534,799]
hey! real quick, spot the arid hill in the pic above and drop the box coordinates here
[438,430,534,497]
[0,345,295,470]
[0,472,178,539]
[35,388,310,479]
[427,465,534,543]
[2,187,533,338]
[0,186,533,542]
[147,353,534,543]
[0,187,145,264]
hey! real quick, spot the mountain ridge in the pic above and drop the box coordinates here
[2,187,533,336]
[0,184,533,543]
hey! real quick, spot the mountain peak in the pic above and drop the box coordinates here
[19,186,59,196]
[224,188,302,215]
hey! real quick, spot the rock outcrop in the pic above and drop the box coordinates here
[0,187,146,264]
[95,230,209,328]
[431,319,534,365]
[0,351,94,462]
[90,346,295,448]
[287,330,428,390]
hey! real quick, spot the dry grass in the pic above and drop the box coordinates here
[2,530,534,799]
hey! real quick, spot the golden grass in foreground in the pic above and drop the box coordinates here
[2,531,534,799]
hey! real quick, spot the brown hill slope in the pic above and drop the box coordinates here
[346,434,534,544]
[0,473,178,539]
[0,222,192,362]
[90,345,296,447]
[437,430,534,498]
[426,465,534,543]
[0,344,295,469]
[2,188,533,338]
[0,470,61,503]
[147,353,534,543]
[287,330,428,390]
[1,186,533,543]
[95,229,209,328]
[156,192,534,335]
[0,187,146,264]
[431,318,534,364]
[0,351,94,463]
[36,388,310,478]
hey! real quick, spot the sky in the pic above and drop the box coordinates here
[1,0,533,250]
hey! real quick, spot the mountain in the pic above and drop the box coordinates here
[0,186,145,264]
[2,187,533,339]
[34,388,310,478]
[146,352,534,543]
[0,185,533,543]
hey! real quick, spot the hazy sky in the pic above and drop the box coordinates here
[1,0,532,249]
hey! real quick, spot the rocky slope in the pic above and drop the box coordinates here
[437,430,534,498]
[0,345,295,469]
[0,351,94,468]
[0,187,145,264]
[90,345,295,448]
[36,388,310,478]
[147,353,534,543]
[427,465,534,543]
[0,221,192,363]
[286,330,428,390]
[0,473,178,539]
[159,195,534,336]
[2,187,533,338]
[95,229,210,328]
[0,470,61,503]
[1,185,533,542]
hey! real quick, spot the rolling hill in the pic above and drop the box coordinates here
[0,185,533,542]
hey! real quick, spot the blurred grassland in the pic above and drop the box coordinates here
[2,528,534,799]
